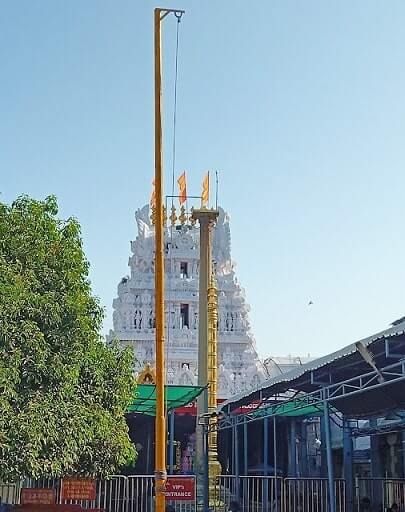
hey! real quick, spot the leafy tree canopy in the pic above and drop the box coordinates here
[0,195,136,481]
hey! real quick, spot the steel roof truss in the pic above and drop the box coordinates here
[211,358,405,432]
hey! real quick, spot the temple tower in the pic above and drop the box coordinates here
[109,203,266,398]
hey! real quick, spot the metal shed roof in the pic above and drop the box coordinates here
[218,318,405,418]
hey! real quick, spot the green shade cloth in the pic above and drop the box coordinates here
[127,384,205,416]
[251,400,325,418]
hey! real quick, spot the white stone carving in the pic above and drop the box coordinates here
[108,204,266,399]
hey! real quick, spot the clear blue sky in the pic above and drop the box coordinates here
[1,1,404,358]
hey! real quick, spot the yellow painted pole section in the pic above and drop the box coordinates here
[208,274,222,502]
[154,8,166,512]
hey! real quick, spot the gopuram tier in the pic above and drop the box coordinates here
[108,204,266,399]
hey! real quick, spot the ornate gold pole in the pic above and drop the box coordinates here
[207,272,222,504]
[191,208,219,508]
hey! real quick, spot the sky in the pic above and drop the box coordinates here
[1,1,404,359]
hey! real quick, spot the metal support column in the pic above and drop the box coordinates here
[203,422,209,512]
[320,411,327,477]
[402,429,405,478]
[243,417,248,475]
[273,416,279,512]
[300,420,308,477]
[343,418,353,512]
[169,411,175,474]
[264,416,269,474]
[370,418,382,507]
[289,418,297,477]
[263,416,269,512]
[234,419,240,499]
[323,399,336,512]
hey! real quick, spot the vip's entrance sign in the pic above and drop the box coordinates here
[164,476,195,500]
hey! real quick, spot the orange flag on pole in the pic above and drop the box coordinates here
[177,171,187,205]
[201,171,209,207]
[150,179,156,208]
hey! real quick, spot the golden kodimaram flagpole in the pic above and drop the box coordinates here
[154,8,184,512]
[207,272,222,504]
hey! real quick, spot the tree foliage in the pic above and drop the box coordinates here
[0,195,136,481]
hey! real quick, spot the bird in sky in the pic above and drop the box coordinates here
[308,300,313,306]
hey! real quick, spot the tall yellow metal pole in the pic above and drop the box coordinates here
[154,8,166,512]
[153,8,184,512]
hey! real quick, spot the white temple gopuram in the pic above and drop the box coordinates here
[108,203,266,399]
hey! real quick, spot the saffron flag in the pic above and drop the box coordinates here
[201,172,209,207]
[150,179,156,207]
[177,172,187,204]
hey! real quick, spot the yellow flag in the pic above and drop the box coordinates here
[150,179,156,207]
[201,172,209,207]
[177,172,187,205]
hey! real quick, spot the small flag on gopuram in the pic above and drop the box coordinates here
[177,172,187,205]
[150,179,156,207]
[201,172,209,207]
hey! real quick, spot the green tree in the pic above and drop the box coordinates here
[0,195,136,481]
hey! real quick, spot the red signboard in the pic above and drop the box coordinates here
[61,478,96,501]
[21,488,56,505]
[164,477,195,501]
[234,401,260,414]
[175,399,226,415]
[175,398,260,415]
[175,400,197,415]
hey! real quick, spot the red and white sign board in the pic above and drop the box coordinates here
[61,478,96,501]
[164,477,195,501]
[21,488,56,505]
[175,398,260,415]
[175,399,226,415]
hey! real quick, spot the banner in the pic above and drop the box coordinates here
[61,478,96,501]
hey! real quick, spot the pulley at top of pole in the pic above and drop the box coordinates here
[157,7,185,21]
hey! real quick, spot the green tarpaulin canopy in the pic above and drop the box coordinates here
[251,400,325,418]
[127,384,205,416]
[272,402,323,417]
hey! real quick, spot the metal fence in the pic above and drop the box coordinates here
[356,478,405,511]
[4,475,405,512]
[383,479,405,510]
[126,475,196,512]
[12,476,129,512]
[215,475,283,512]
[127,475,154,512]
[0,475,196,512]
[214,475,347,512]
[284,478,346,512]
[0,482,21,504]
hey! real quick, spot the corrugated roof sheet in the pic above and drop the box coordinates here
[218,319,405,413]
